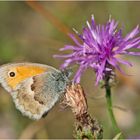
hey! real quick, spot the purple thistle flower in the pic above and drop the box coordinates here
[54,15,140,85]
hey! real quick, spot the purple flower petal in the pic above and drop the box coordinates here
[115,57,133,67]
[95,60,106,84]
[53,53,74,58]
[108,58,127,75]
[68,34,82,47]
[59,45,81,51]
[123,51,140,56]
[73,65,86,83]
[55,15,140,85]
[124,25,139,41]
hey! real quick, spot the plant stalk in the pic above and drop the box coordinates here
[105,80,121,135]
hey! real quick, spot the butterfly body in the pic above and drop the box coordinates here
[0,63,70,120]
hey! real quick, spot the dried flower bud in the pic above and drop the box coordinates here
[63,84,103,139]
[64,84,87,116]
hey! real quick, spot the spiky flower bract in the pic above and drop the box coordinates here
[54,15,140,84]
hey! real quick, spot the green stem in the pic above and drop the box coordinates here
[105,82,121,134]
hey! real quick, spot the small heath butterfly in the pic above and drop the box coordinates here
[0,63,70,120]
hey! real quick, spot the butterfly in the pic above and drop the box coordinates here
[0,63,71,120]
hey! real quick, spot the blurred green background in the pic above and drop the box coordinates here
[0,1,140,139]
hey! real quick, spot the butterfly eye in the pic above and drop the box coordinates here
[8,71,16,77]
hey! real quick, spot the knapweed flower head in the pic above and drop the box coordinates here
[54,15,140,85]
